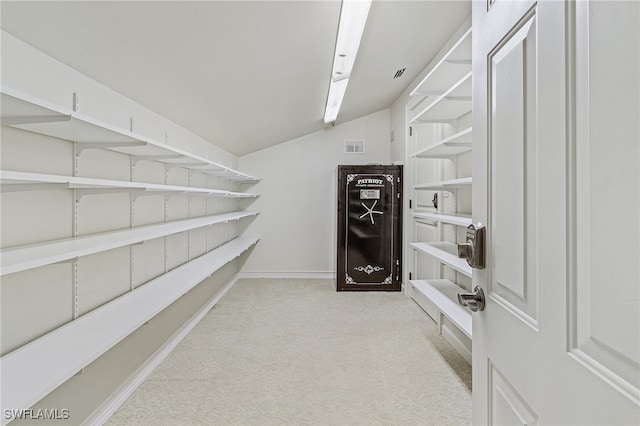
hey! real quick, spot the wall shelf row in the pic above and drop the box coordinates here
[1,73,263,420]
[411,127,472,158]
[410,241,472,278]
[413,176,472,191]
[410,28,472,99]
[1,86,260,182]
[412,211,472,227]
[0,235,259,415]
[410,72,472,124]
[406,21,473,361]
[1,210,259,277]
[0,170,258,199]
[410,279,472,338]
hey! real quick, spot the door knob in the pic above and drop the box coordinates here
[458,286,486,312]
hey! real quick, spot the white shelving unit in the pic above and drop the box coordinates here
[411,127,472,158]
[409,279,472,338]
[410,242,472,278]
[413,176,472,191]
[0,85,261,415]
[1,210,259,276]
[406,23,473,360]
[412,211,472,227]
[410,72,472,124]
[1,235,259,414]
[0,170,258,198]
[1,86,260,183]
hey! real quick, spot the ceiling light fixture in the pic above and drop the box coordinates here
[324,0,372,124]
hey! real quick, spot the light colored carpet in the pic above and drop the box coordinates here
[107,279,472,425]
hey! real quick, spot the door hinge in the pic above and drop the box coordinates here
[409,126,413,137]
[409,199,412,209]
[409,272,412,280]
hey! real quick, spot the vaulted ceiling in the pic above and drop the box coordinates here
[1,1,470,156]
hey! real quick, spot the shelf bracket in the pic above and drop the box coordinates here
[1,114,72,126]
[132,154,184,166]
[53,257,79,266]
[75,188,139,201]
[202,168,232,175]
[166,162,210,170]
[444,96,472,102]
[76,141,147,154]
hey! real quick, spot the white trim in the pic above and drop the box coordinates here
[441,323,472,365]
[85,274,241,426]
[238,271,335,280]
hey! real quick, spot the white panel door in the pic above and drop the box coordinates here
[472,0,639,424]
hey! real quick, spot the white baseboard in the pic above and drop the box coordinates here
[238,271,335,279]
[441,323,472,365]
[85,273,241,426]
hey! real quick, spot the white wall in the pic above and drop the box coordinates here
[1,31,235,168]
[238,110,391,277]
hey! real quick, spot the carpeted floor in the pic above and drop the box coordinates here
[107,279,472,425]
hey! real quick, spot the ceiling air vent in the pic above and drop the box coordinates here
[393,68,406,79]
[344,139,365,154]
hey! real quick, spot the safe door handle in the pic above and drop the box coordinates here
[458,286,486,312]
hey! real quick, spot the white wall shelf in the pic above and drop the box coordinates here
[413,177,472,191]
[405,21,473,361]
[410,242,472,278]
[410,72,472,124]
[0,236,259,415]
[1,59,263,421]
[0,211,259,277]
[410,279,472,338]
[0,86,260,183]
[0,170,258,199]
[411,127,472,158]
[410,28,472,99]
[412,211,472,227]
[0,87,71,126]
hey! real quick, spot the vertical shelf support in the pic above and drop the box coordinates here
[129,156,136,291]
[163,164,169,273]
[187,170,192,262]
[72,141,80,319]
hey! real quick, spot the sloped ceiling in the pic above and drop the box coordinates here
[1,1,470,156]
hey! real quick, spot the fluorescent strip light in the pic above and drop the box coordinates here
[324,79,349,123]
[323,0,372,124]
[332,0,372,80]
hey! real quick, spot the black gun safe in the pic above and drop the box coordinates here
[337,165,402,291]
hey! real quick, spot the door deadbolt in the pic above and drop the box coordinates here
[457,223,485,269]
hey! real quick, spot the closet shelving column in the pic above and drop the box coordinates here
[406,27,473,342]
[0,86,261,415]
